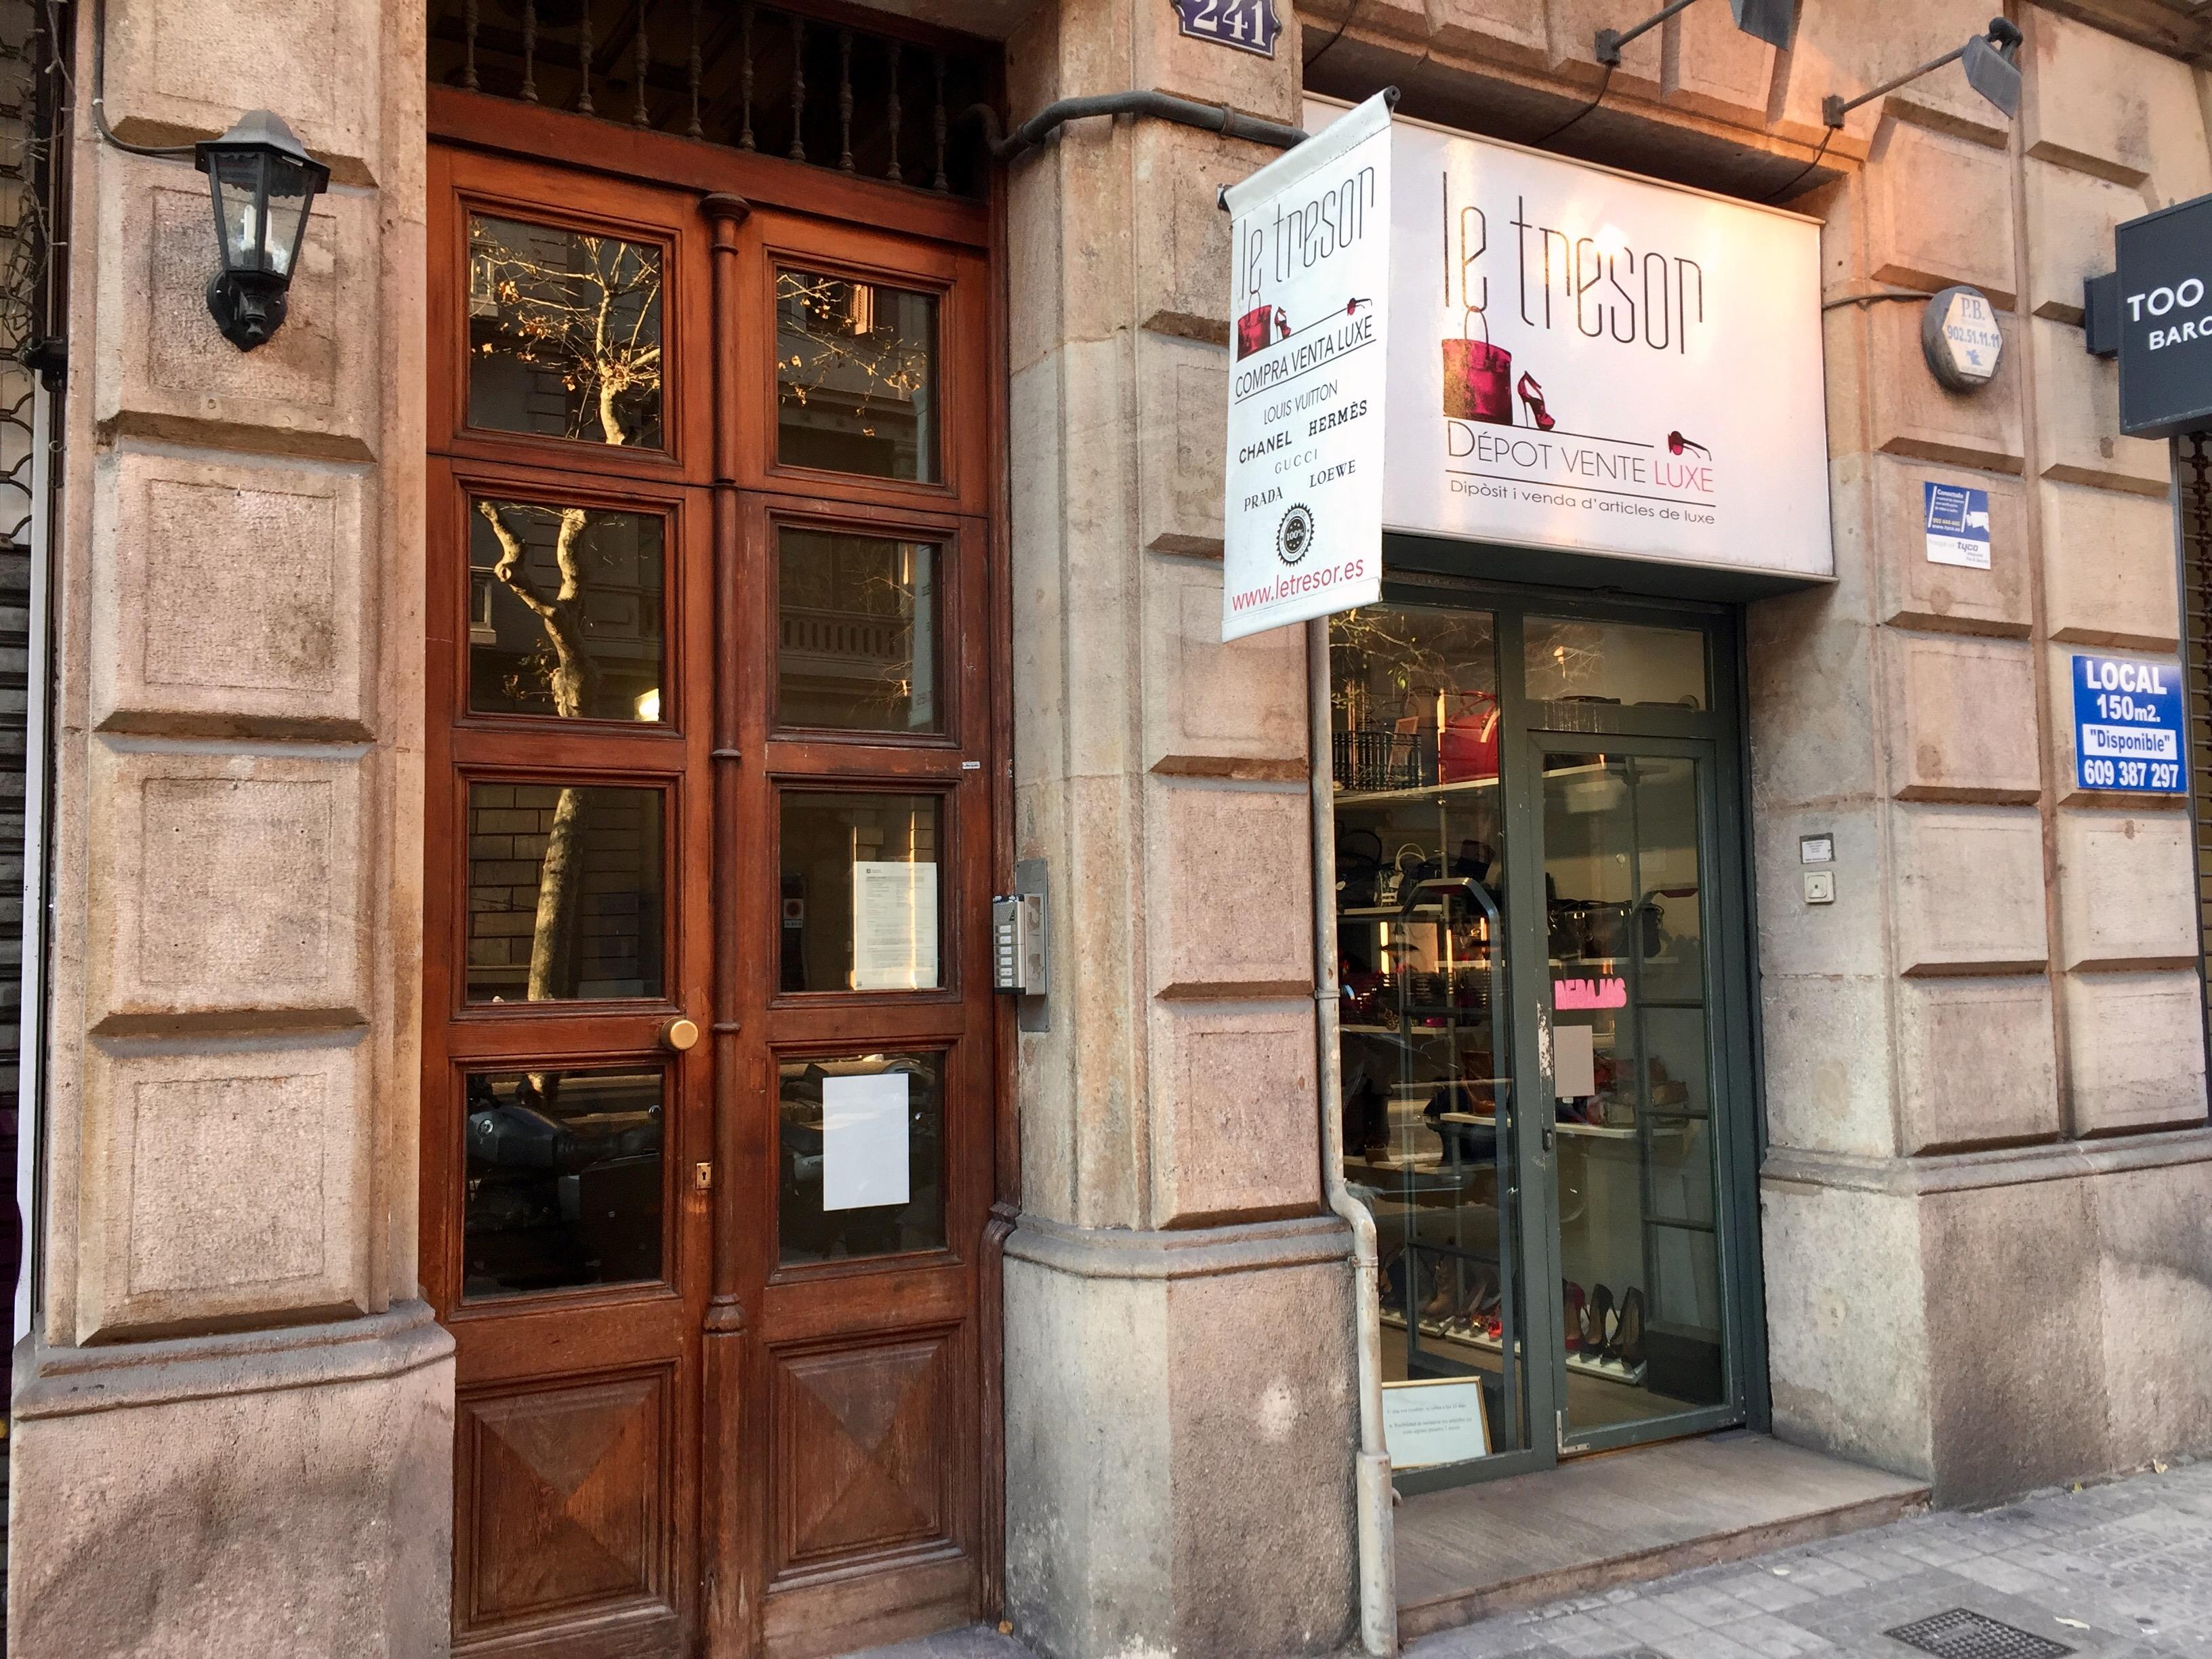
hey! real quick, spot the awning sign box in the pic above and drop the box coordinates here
[1307,98,1833,586]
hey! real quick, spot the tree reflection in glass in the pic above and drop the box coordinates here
[775,268,938,482]
[464,497,667,1008]
[468,213,665,448]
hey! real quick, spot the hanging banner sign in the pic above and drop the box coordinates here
[1307,100,1830,583]
[2072,654,2186,794]
[1221,91,1392,642]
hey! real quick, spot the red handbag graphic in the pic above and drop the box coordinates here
[1236,304,1288,361]
[1441,308,1513,424]
[1438,691,1501,784]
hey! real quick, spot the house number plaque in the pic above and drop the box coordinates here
[1174,0,1280,58]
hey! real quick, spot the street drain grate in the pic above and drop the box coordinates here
[1885,1609,2074,1659]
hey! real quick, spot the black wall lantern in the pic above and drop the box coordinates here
[192,110,331,351]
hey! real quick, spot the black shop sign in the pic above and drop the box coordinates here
[2108,192,2212,439]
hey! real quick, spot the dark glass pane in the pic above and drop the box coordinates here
[779,792,940,993]
[777,529,940,732]
[468,213,664,448]
[777,1050,945,1265]
[466,783,664,1002]
[775,268,938,482]
[469,499,665,722]
[463,1066,664,1298]
[1524,617,1707,710]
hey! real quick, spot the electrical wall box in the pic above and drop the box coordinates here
[993,859,1049,998]
[1803,869,1836,905]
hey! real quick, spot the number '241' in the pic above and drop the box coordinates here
[1175,0,1281,58]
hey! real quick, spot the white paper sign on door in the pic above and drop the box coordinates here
[1221,90,1392,641]
[821,1071,911,1211]
[850,860,938,990]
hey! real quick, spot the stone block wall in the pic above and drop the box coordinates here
[5,0,451,1652]
[998,0,1360,1653]
[1753,7,2212,1504]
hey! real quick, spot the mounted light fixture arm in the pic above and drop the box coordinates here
[1597,0,1795,66]
[1822,16,2024,127]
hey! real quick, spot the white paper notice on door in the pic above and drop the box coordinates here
[821,1071,911,1211]
[1553,1022,1597,1099]
[850,860,938,990]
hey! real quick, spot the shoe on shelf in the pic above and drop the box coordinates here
[1615,1286,1647,1368]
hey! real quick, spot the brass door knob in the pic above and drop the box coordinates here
[661,1017,701,1052]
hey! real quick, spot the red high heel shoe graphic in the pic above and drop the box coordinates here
[1517,372,1557,432]
[1666,430,1711,457]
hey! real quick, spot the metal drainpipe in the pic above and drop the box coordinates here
[1311,616,1397,1657]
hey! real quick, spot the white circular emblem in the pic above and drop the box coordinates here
[1922,285,2005,392]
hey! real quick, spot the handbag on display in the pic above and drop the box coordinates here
[1441,307,1513,424]
[1438,691,1501,784]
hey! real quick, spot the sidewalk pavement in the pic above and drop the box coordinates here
[848,1456,2212,1658]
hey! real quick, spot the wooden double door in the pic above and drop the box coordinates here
[422,131,1003,1659]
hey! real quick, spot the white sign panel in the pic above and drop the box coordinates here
[1221,91,1393,640]
[1307,100,1830,582]
[851,860,938,990]
[821,1071,911,1211]
[1382,1378,1490,1469]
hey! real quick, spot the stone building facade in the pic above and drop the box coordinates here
[6,1,2212,1656]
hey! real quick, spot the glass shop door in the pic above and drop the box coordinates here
[1332,592,1761,1491]
[1515,735,1748,1457]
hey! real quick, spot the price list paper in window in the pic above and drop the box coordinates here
[850,860,939,989]
[2072,654,2186,794]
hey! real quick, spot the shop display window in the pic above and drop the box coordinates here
[1332,602,1532,1462]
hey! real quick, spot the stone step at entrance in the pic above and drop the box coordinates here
[1395,1429,1931,1643]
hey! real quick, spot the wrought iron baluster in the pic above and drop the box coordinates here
[687,0,703,138]
[738,3,755,150]
[462,0,480,89]
[838,29,854,172]
[634,8,650,125]
[789,16,806,163]
[521,0,538,102]
[577,2,595,116]
[932,53,947,193]
[885,41,902,184]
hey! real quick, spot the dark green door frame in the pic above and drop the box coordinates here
[1372,564,1769,1492]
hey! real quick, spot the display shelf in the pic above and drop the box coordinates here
[1333,775,1500,808]
[1376,1311,1650,1387]
[1340,903,1452,920]
[1451,1111,1637,1142]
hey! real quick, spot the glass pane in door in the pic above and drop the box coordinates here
[1540,752,1726,1436]
[1332,602,1530,1465]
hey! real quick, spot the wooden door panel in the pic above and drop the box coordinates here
[457,1369,675,1633]
[771,1330,955,1573]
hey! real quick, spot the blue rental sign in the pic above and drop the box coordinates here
[2072,654,2186,794]
[1174,0,1279,57]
